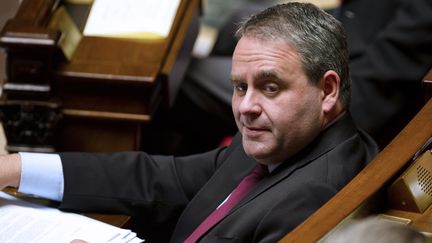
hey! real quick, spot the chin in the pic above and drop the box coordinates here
[243,144,273,161]
[243,143,285,164]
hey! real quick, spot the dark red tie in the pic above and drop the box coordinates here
[184,163,268,243]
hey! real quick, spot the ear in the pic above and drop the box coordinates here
[320,70,340,113]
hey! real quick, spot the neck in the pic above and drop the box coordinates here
[322,101,344,128]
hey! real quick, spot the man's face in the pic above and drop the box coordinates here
[231,37,326,164]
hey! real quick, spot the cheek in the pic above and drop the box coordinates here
[231,98,240,117]
[265,97,298,124]
[269,94,321,134]
[231,97,243,128]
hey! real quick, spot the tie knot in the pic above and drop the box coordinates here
[252,163,268,179]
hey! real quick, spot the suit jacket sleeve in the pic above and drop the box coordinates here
[58,146,229,222]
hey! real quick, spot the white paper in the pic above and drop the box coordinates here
[83,0,181,38]
[0,192,144,243]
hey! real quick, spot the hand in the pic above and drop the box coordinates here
[0,153,22,190]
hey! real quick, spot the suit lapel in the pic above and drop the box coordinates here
[173,138,257,241]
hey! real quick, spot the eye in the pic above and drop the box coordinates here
[262,82,280,95]
[234,82,248,94]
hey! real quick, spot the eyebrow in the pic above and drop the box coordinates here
[255,70,281,80]
[231,70,281,83]
[230,75,242,84]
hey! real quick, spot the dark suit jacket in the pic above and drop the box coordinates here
[333,0,432,146]
[58,113,378,242]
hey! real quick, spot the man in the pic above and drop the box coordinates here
[0,3,379,242]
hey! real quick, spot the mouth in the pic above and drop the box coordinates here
[242,125,269,137]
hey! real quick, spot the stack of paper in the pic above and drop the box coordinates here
[0,192,144,243]
[83,0,181,39]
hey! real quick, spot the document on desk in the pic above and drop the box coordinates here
[83,0,181,39]
[0,192,144,243]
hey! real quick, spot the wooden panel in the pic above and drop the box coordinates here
[58,0,195,84]
[0,0,200,152]
[58,117,141,152]
[59,37,162,82]
[13,0,58,24]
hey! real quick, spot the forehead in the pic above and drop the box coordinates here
[231,37,302,80]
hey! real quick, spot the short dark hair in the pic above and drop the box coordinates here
[235,2,351,109]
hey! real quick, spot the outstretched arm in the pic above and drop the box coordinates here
[0,153,21,190]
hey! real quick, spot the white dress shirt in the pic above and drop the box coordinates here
[18,152,64,201]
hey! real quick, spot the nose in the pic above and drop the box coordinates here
[238,89,262,117]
